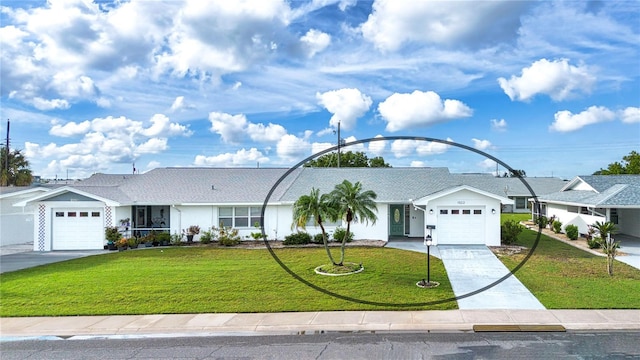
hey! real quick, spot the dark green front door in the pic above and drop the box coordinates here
[389,204,404,236]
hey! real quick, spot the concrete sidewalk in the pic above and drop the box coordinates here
[1,310,639,340]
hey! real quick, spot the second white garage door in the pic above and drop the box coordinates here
[437,207,486,245]
[52,209,104,250]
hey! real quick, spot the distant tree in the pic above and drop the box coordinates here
[503,169,526,178]
[594,151,640,175]
[305,151,391,168]
[0,147,33,186]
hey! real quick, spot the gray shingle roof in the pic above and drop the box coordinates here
[538,175,640,207]
[53,167,571,205]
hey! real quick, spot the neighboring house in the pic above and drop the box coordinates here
[0,186,51,246]
[533,175,640,238]
[12,167,566,251]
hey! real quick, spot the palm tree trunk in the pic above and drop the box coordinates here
[607,254,614,276]
[338,221,350,266]
[319,222,337,265]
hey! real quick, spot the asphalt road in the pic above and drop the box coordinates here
[2,331,639,359]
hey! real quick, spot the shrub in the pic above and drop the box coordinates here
[199,229,214,244]
[552,220,563,234]
[333,227,354,243]
[155,232,170,244]
[535,216,548,228]
[105,226,121,244]
[215,225,240,246]
[565,224,579,240]
[170,232,183,245]
[588,237,602,249]
[283,232,311,245]
[501,219,524,245]
[312,233,325,244]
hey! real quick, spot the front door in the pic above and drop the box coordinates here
[389,204,404,236]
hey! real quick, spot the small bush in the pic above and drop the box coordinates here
[155,232,170,244]
[565,224,579,240]
[501,219,524,245]
[283,232,311,245]
[588,237,602,249]
[333,227,354,243]
[170,233,183,246]
[199,229,214,244]
[105,226,121,243]
[215,226,240,246]
[552,220,563,234]
[312,233,325,244]
[535,216,549,228]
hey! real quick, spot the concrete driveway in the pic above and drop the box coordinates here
[0,244,109,274]
[386,241,545,310]
[616,234,640,270]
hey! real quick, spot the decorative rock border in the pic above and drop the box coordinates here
[314,263,364,276]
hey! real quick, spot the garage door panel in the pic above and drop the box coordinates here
[438,207,485,245]
[53,209,104,250]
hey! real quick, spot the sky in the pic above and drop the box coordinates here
[1,0,638,181]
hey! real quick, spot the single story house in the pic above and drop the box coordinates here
[12,167,568,251]
[532,175,640,238]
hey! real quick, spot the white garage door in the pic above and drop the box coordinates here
[52,209,104,250]
[437,207,486,245]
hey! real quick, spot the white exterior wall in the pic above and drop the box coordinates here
[1,192,40,246]
[407,205,425,238]
[547,203,605,235]
[617,208,640,237]
[420,189,502,246]
[347,204,388,241]
[33,201,107,251]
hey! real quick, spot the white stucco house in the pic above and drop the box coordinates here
[11,167,568,251]
[532,175,640,238]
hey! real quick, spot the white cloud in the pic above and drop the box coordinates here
[247,123,288,142]
[410,160,426,167]
[498,58,596,102]
[170,96,186,112]
[316,127,335,137]
[378,90,472,132]
[472,138,492,150]
[490,119,507,132]
[311,142,334,156]
[136,137,168,154]
[390,138,452,158]
[208,112,249,143]
[300,29,331,58]
[316,88,372,131]
[549,106,616,132]
[31,97,70,111]
[277,134,311,162]
[620,107,640,124]
[479,159,498,175]
[342,135,365,152]
[194,148,269,167]
[368,135,386,156]
[142,114,192,137]
[360,0,528,52]
[49,120,91,137]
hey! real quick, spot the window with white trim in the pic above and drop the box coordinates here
[515,197,526,209]
[218,206,263,228]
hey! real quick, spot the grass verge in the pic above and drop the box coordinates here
[0,247,456,316]
[498,228,640,308]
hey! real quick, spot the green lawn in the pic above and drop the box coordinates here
[0,247,456,317]
[498,227,640,309]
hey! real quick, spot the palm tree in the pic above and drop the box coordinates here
[329,179,378,266]
[292,188,339,265]
[592,220,619,276]
[0,148,33,186]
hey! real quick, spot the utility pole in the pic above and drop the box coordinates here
[4,119,9,175]
[337,120,341,168]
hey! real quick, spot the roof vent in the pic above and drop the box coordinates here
[211,185,215,190]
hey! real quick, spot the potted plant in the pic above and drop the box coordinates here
[184,225,200,243]
[156,231,170,246]
[116,237,128,251]
[119,218,130,230]
[105,226,120,250]
[127,237,138,249]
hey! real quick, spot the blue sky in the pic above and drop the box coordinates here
[1,0,638,181]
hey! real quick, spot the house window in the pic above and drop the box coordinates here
[68,212,76,217]
[451,210,460,215]
[80,212,88,217]
[568,206,579,213]
[219,206,264,228]
[474,209,482,215]
[55,212,64,217]
[515,197,526,209]
[462,209,471,215]
[91,212,100,217]
[580,207,589,215]
[610,209,619,224]
[440,209,448,215]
